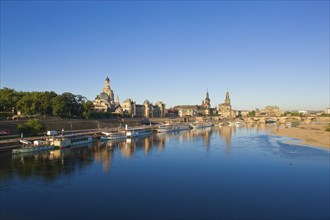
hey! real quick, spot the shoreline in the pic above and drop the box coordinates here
[272,123,330,149]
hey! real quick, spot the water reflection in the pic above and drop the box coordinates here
[0,124,303,181]
[0,127,234,181]
[218,126,234,152]
[1,125,329,220]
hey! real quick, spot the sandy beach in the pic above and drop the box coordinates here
[272,123,330,149]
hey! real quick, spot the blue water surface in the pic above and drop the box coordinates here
[0,126,329,220]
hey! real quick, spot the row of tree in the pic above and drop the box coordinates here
[0,88,93,118]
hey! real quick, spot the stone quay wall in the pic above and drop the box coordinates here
[0,118,144,135]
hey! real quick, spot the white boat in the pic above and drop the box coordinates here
[190,122,213,129]
[13,139,54,154]
[228,121,244,126]
[125,126,153,138]
[235,121,245,126]
[101,131,127,140]
[52,135,93,148]
[70,136,93,146]
[52,137,71,148]
[157,123,190,133]
[12,145,54,154]
[265,119,277,124]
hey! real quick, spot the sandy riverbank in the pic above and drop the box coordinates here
[272,123,330,149]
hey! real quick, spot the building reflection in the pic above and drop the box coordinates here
[184,127,213,150]
[3,127,224,180]
[218,126,235,153]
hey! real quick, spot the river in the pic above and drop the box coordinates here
[0,125,329,220]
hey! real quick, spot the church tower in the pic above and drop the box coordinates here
[225,89,231,106]
[204,90,211,109]
[115,95,120,106]
[102,77,114,104]
[204,90,211,115]
[218,89,233,118]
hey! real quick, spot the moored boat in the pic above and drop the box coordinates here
[265,119,277,124]
[126,126,153,138]
[228,121,245,126]
[101,131,127,140]
[190,122,213,129]
[13,140,54,154]
[12,145,54,154]
[70,136,93,146]
[52,137,71,148]
[157,123,190,133]
[52,135,93,148]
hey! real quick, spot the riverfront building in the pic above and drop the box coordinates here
[93,77,119,112]
[218,90,234,118]
[122,98,166,118]
[174,105,199,117]
[174,91,213,117]
[199,90,212,116]
[92,77,165,118]
[257,106,282,117]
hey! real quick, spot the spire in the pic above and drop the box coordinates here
[105,76,110,82]
[225,89,231,105]
[115,95,120,105]
[206,89,209,98]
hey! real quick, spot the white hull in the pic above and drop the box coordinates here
[157,124,190,133]
[12,145,54,154]
[126,130,152,138]
[191,122,213,129]
[101,132,127,140]
[70,137,93,146]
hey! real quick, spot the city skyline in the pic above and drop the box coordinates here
[1,1,329,110]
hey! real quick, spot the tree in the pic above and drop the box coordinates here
[16,93,34,115]
[248,110,256,117]
[40,91,57,115]
[17,119,46,135]
[0,87,22,112]
[82,101,93,119]
[52,95,67,117]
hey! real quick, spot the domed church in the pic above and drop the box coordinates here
[93,77,116,112]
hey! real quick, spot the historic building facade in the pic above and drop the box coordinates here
[93,77,120,112]
[91,77,165,118]
[122,98,166,118]
[174,90,213,117]
[199,90,211,116]
[174,105,199,117]
[257,106,282,117]
[218,90,234,118]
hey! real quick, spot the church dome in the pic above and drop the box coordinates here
[99,92,110,101]
[144,100,150,105]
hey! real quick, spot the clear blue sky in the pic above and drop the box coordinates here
[1,1,329,110]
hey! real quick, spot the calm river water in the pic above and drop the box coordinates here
[0,125,329,220]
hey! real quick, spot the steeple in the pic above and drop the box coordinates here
[225,89,231,105]
[204,89,210,108]
[115,95,120,105]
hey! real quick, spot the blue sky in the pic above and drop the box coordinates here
[1,1,329,110]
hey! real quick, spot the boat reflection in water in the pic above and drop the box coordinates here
[1,125,329,220]
[1,124,276,178]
